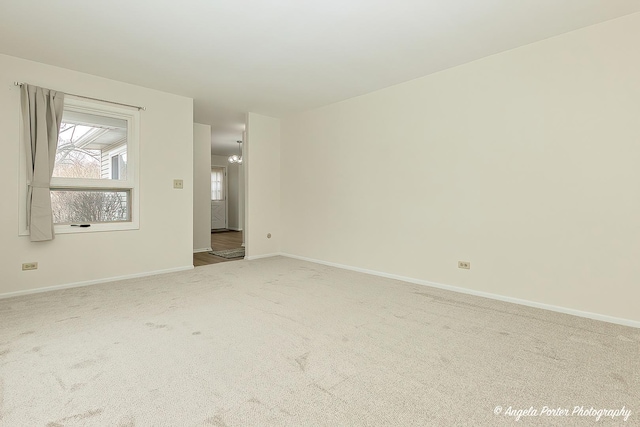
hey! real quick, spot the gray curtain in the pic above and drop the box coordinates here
[21,84,65,242]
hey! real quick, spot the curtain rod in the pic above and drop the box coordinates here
[14,82,146,111]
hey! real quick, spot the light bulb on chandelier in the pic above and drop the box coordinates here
[228,140,243,164]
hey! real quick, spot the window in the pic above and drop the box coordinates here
[20,97,140,234]
[110,149,127,180]
[211,168,224,201]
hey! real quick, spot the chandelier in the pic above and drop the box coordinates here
[228,140,243,164]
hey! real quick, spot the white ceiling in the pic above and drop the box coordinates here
[1,1,639,155]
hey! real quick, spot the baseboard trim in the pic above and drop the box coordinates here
[280,253,640,329]
[0,265,194,300]
[193,247,213,253]
[245,253,280,261]
[228,227,243,231]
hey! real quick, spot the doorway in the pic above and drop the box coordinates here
[193,230,243,266]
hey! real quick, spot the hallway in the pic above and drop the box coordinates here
[193,230,243,267]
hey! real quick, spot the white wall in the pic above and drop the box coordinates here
[193,123,212,252]
[211,155,229,167]
[227,163,242,230]
[0,54,194,296]
[246,113,281,258]
[280,13,640,323]
[239,132,246,239]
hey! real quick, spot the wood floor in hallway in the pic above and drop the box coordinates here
[193,230,243,267]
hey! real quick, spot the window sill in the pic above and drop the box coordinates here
[19,222,139,236]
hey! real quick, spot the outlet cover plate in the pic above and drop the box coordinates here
[458,261,470,269]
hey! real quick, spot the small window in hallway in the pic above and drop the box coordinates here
[211,169,224,201]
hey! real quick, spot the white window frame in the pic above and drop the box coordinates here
[19,97,140,235]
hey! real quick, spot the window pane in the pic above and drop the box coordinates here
[111,155,120,179]
[51,189,131,224]
[53,137,102,178]
[113,153,127,180]
[211,169,223,201]
[54,111,128,180]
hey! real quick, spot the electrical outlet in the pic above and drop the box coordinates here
[458,261,470,269]
[22,262,38,271]
[173,179,184,189]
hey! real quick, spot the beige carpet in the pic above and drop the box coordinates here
[0,257,638,426]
